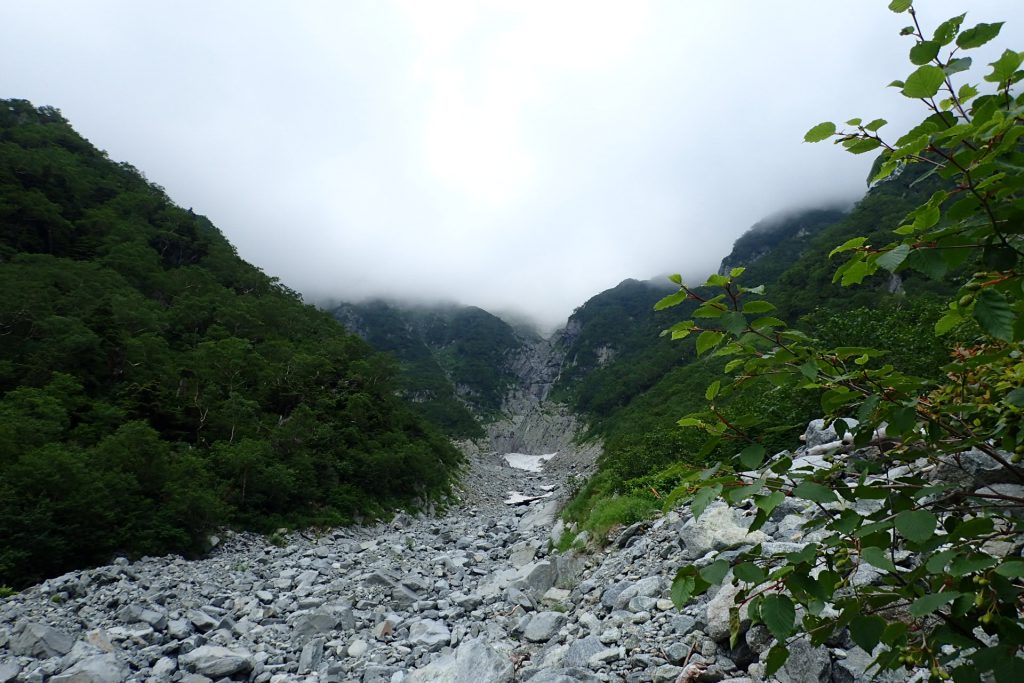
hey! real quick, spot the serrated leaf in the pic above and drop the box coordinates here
[654,290,687,311]
[986,49,1024,84]
[935,311,963,335]
[696,330,726,356]
[829,236,867,258]
[932,14,965,46]
[944,56,972,76]
[755,490,785,516]
[876,244,910,272]
[761,594,796,641]
[865,118,887,132]
[974,288,1015,342]
[699,559,730,585]
[902,65,946,98]
[910,592,961,617]
[910,40,940,65]
[742,300,776,314]
[739,444,766,470]
[888,0,912,13]
[895,509,937,544]
[861,546,898,573]
[805,122,836,143]
[995,560,1024,578]
[792,481,837,504]
[849,615,886,652]
[958,22,1004,49]
[691,483,722,520]
[765,644,789,677]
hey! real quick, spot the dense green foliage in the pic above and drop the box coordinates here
[659,7,1024,680]
[0,100,461,587]
[331,300,525,436]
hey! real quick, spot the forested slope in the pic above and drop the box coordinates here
[331,301,526,437]
[0,100,461,587]
[560,160,960,535]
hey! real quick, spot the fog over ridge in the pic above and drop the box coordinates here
[3,1,1022,331]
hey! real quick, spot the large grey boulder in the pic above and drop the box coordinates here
[0,660,21,683]
[773,637,831,683]
[178,645,254,678]
[51,653,128,683]
[562,635,605,667]
[514,561,557,599]
[931,448,1022,488]
[11,622,74,658]
[523,611,567,642]
[679,503,767,560]
[407,638,513,683]
[408,619,450,651]
[802,419,858,449]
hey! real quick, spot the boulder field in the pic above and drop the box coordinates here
[4,419,1009,682]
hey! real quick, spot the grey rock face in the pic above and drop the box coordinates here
[11,622,74,658]
[178,645,254,678]
[408,619,450,651]
[0,661,20,683]
[679,502,768,560]
[523,611,567,642]
[50,653,128,683]
[774,637,831,683]
[407,638,513,683]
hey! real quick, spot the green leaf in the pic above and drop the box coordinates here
[932,14,965,46]
[935,311,964,335]
[677,417,703,428]
[849,615,887,652]
[755,490,786,515]
[739,444,766,470]
[670,571,696,608]
[691,483,723,520]
[888,0,912,13]
[742,300,776,314]
[943,56,972,75]
[986,49,1024,84]
[909,40,940,65]
[957,22,1003,49]
[995,560,1024,578]
[705,380,721,401]
[910,592,961,617]
[734,562,766,584]
[654,290,687,311]
[792,481,837,504]
[804,122,836,143]
[876,244,910,272]
[730,266,746,278]
[829,236,867,258]
[902,65,946,98]
[764,644,789,678]
[696,330,726,356]
[949,554,998,577]
[895,509,937,544]
[861,546,898,573]
[974,288,1015,342]
[699,559,730,585]
[720,311,748,336]
[1006,388,1024,408]
[760,594,796,641]
[865,118,887,132]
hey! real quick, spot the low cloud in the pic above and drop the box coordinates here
[2,1,1021,331]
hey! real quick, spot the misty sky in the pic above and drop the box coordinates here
[3,2,1023,332]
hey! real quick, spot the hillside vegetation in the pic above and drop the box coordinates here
[331,300,527,437]
[0,100,461,587]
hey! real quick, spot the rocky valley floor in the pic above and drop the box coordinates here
[0,419,923,683]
